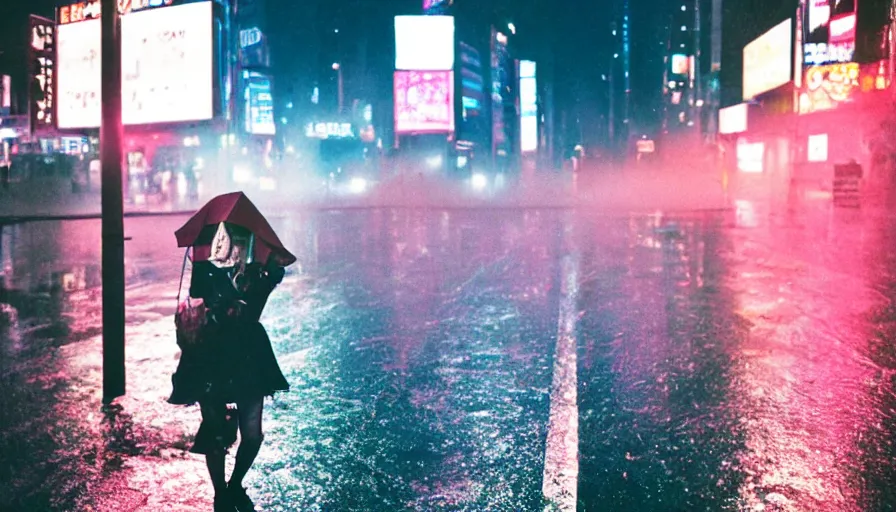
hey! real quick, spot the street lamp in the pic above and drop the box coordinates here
[332,62,344,113]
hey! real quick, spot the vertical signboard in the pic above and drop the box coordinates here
[29,16,55,133]
[459,41,485,144]
[244,72,275,135]
[519,60,537,153]
[491,28,509,159]
[0,75,10,115]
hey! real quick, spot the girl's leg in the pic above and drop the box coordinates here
[198,401,228,494]
[229,396,265,487]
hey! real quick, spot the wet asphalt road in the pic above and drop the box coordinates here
[2,197,896,511]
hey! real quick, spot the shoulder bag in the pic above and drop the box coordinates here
[174,248,208,347]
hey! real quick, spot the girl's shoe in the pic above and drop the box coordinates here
[228,484,256,512]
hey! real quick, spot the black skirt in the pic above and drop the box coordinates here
[168,261,290,405]
[168,319,290,405]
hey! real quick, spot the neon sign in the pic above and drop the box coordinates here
[804,42,854,66]
[305,122,353,139]
[799,62,859,114]
[58,0,173,23]
[240,28,262,48]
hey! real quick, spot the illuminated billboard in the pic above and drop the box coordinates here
[743,19,793,100]
[803,0,856,66]
[459,41,485,144]
[808,0,830,33]
[671,54,689,75]
[30,16,55,132]
[56,1,213,129]
[57,18,101,128]
[519,60,537,153]
[718,103,748,134]
[121,2,213,125]
[244,73,275,135]
[394,70,454,134]
[491,28,510,155]
[394,16,455,71]
[798,62,859,114]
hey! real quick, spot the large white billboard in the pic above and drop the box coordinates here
[57,1,213,129]
[742,19,793,101]
[57,18,102,128]
[394,15,455,71]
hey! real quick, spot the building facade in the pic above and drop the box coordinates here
[661,0,722,147]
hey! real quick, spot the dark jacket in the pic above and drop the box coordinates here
[168,260,290,405]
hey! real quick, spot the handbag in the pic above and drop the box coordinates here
[174,248,208,347]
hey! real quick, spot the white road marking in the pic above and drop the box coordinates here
[542,249,580,511]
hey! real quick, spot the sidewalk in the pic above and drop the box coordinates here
[0,180,201,221]
[0,276,218,511]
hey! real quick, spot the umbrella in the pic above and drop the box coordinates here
[175,191,296,267]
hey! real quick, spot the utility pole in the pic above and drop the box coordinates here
[101,0,125,404]
[608,23,616,147]
[621,0,631,140]
[693,0,703,143]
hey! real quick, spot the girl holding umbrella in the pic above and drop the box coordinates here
[169,192,295,512]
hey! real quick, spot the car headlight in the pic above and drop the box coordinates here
[233,165,253,183]
[471,173,488,191]
[349,177,368,194]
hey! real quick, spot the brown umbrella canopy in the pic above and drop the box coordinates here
[175,192,296,267]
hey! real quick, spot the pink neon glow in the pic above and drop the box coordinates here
[394,70,455,134]
[829,13,856,43]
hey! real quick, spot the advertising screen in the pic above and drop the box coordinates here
[798,62,859,114]
[742,19,793,100]
[804,0,856,65]
[519,60,537,153]
[244,73,275,135]
[459,41,485,143]
[56,1,213,129]
[395,16,455,71]
[671,54,689,75]
[394,70,454,134]
[30,16,55,131]
[57,19,102,128]
[808,0,831,33]
[719,103,748,134]
[121,2,213,125]
[491,28,509,153]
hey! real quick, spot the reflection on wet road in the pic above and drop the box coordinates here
[2,204,896,511]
